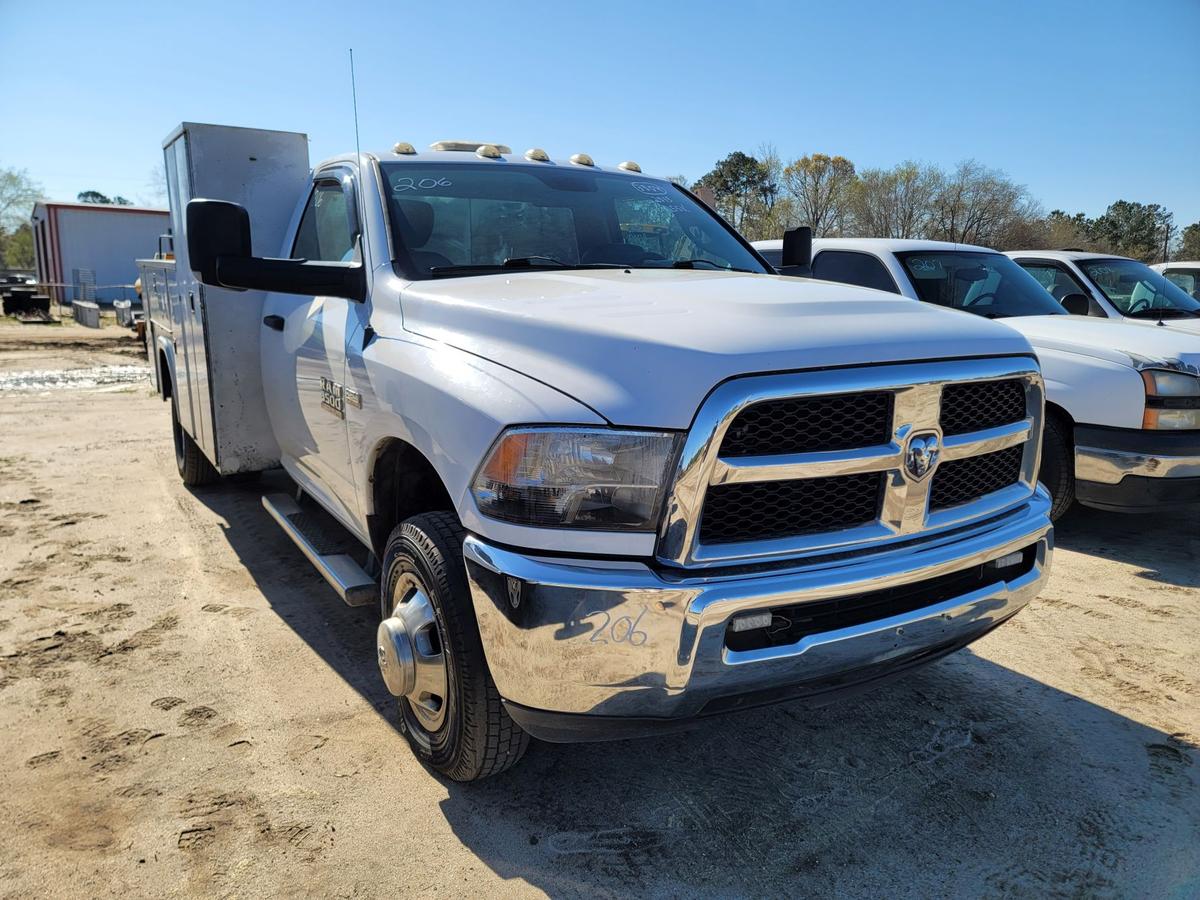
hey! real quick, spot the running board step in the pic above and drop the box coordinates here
[261,493,377,607]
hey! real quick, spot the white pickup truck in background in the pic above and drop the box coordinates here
[756,237,1200,519]
[1007,250,1200,334]
[138,124,1053,781]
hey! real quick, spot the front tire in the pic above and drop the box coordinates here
[1039,413,1074,521]
[380,511,528,781]
[170,391,219,487]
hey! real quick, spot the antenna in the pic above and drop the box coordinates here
[350,47,362,164]
[349,48,370,267]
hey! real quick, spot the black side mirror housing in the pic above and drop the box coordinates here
[1061,292,1092,316]
[781,226,812,269]
[187,199,251,286]
[185,198,366,302]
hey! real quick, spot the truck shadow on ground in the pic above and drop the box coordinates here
[1053,505,1200,588]
[192,476,1199,897]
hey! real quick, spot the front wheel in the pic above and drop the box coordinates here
[1039,413,1074,521]
[377,511,528,781]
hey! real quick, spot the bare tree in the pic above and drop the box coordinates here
[929,160,1041,247]
[849,161,939,239]
[782,153,856,236]
[0,167,43,231]
[746,143,794,241]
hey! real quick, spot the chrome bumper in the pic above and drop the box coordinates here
[1075,444,1200,484]
[464,489,1053,720]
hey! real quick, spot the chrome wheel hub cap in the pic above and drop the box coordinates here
[377,575,448,732]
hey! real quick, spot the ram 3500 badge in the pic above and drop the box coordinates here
[140,124,1053,780]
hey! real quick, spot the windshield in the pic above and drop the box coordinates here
[378,163,768,278]
[895,250,1066,318]
[1078,258,1200,317]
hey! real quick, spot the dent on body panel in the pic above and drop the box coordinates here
[345,336,603,518]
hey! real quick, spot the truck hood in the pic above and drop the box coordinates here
[400,269,1034,428]
[1004,315,1200,374]
[1122,315,1200,336]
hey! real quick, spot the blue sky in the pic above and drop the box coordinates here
[2,0,1198,227]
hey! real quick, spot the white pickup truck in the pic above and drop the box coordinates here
[755,237,1200,518]
[1006,250,1200,334]
[140,124,1053,781]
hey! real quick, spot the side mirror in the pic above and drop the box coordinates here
[184,198,366,302]
[781,226,812,269]
[1061,292,1091,316]
[187,200,251,286]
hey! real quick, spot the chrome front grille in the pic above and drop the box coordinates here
[657,357,1044,568]
[930,445,1024,510]
[700,472,884,544]
[721,392,893,456]
[939,379,1027,435]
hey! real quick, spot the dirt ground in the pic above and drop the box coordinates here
[0,322,1196,898]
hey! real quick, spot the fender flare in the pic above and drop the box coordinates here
[156,336,177,400]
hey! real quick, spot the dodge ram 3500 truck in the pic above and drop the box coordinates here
[140,123,1053,781]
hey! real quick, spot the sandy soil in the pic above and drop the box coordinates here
[0,322,1196,898]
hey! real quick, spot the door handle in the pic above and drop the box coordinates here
[263,315,285,331]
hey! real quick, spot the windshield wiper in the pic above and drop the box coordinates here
[1127,308,1193,319]
[670,259,755,273]
[501,255,570,268]
[502,256,628,270]
[428,258,624,277]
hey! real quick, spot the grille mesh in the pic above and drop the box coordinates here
[940,379,1026,436]
[699,473,882,544]
[930,445,1023,510]
[720,392,893,457]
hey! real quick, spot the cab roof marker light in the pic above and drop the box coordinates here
[430,140,513,153]
[617,160,642,172]
[392,142,417,155]
[570,153,595,167]
[524,148,550,162]
[476,144,503,159]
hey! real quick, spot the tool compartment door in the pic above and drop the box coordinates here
[164,132,216,458]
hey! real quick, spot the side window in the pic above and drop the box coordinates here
[811,251,899,293]
[292,180,356,262]
[1016,261,1088,303]
[1164,270,1197,296]
[759,248,783,268]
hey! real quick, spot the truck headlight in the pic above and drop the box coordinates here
[1142,370,1200,429]
[472,428,681,531]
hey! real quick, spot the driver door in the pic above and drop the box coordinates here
[261,173,364,525]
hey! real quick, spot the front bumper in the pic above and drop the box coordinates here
[464,489,1053,738]
[1075,425,1200,512]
